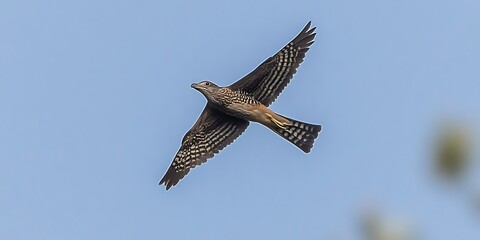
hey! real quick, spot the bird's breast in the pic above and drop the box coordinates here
[208,89,266,121]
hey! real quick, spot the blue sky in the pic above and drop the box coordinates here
[1,0,479,239]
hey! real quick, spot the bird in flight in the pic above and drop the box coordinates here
[160,21,321,190]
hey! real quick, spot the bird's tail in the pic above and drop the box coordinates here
[268,115,321,153]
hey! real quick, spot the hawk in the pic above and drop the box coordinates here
[160,21,321,190]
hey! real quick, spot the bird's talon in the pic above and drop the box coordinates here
[266,113,289,130]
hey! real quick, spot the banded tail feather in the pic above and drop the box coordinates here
[271,115,321,153]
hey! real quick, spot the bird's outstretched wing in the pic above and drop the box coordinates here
[160,104,249,190]
[229,21,316,106]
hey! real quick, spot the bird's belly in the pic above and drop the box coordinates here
[222,103,271,123]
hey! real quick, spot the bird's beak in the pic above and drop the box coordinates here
[191,83,199,90]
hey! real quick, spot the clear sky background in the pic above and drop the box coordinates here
[1,0,479,239]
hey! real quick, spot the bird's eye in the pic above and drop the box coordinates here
[205,82,210,86]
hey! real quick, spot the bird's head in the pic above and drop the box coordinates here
[191,81,219,95]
